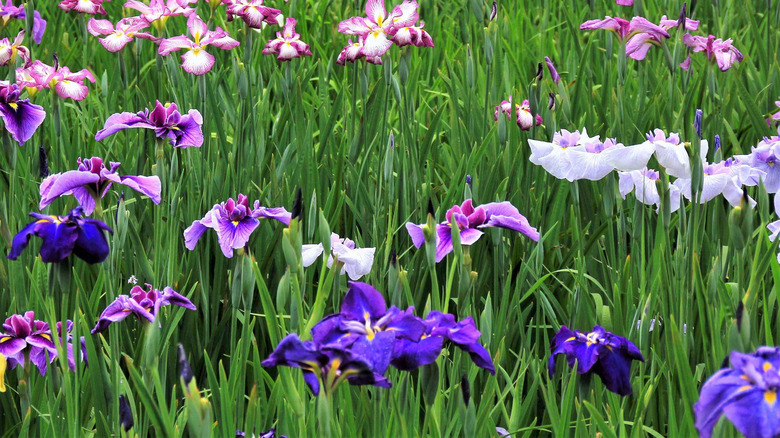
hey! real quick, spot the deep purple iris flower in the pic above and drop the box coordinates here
[261,333,391,396]
[695,347,780,438]
[184,194,291,258]
[0,1,46,44]
[0,81,46,146]
[0,312,85,376]
[311,282,425,375]
[91,284,196,334]
[7,207,113,264]
[39,157,161,215]
[548,325,644,396]
[406,199,539,263]
[391,311,495,374]
[95,101,204,148]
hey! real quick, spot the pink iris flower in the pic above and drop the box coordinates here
[158,14,240,75]
[337,36,381,65]
[224,0,282,29]
[494,96,543,131]
[658,14,699,31]
[262,17,311,60]
[59,0,109,15]
[580,16,669,61]
[337,0,432,64]
[682,34,743,71]
[616,0,633,5]
[124,0,195,26]
[0,30,29,66]
[87,16,158,52]
[16,59,96,101]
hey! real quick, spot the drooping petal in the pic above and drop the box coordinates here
[180,48,215,75]
[38,170,101,210]
[0,100,46,145]
[72,219,112,264]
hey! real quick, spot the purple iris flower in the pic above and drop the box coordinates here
[39,157,161,215]
[91,284,196,334]
[694,347,780,438]
[0,311,57,376]
[261,333,391,396]
[391,311,495,375]
[544,56,560,84]
[236,429,287,438]
[311,282,425,375]
[580,16,670,61]
[405,199,539,263]
[183,194,291,258]
[56,320,88,371]
[7,207,113,264]
[735,136,780,193]
[548,325,644,396]
[682,34,743,72]
[0,1,46,44]
[0,81,46,146]
[95,101,204,148]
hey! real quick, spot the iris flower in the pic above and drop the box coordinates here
[549,325,644,396]
[336,36,380,65]
[224,0,282,29]
[494,96,543,131]
[0,1,46,44]
[158,14,240,75]
[262,18,311,60]
[87,16,158,52]
[735,135,780,193]
[0,81,46,145]
[0,312,57,376]
[59,0,108,15]
[406,199,539,263]
[0,30,29,66]
[261,333,391,395]
[7,207,113,264]
[694,347,780,438]
[311,282,425,374]
[672,158,763,207]
[39,156,162,215]
[15,59,96,101]
[580,16,669,61]
[95,101,203,148]
[646,129,709,179]
[91,284,196,333]
[125,0,195,25]
[618,168,681,212]
[301,233,376,280]
[391,311,495,374]
[682,34,743,71]
[337,0,432,62]
[184,194,291,258]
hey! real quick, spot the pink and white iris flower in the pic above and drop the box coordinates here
[158,14,240,75]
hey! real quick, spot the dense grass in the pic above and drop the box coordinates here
[1,0,779,436]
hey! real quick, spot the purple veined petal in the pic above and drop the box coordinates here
[252,206,291,225]
[479,202,539,241]
[115,174,162,204]
[0,99,46,145]
[625,33,657,61]
[311,314,353,347]
[301,243,324,267]
[158,35,195,56]
[341,281,387,322]
[350,331,396,374]
[95,111,154,141]
[87,18,114,36]
[434,224,454,263]
[214,216,260,258]
[36,220,80,263]
[29,347,54,376]
[6,219,39,260]
[0,336,27,357]
[91,296,141,333]
[390,336,444,371]
[601,141,655,171]
[169,110,204,148]
[180,48,215,75]
[337,16,372,35]
[54,80,90,101]
[38,170,101,210]
[458,227,483,246]
[302,370,321,396]
[680,55,692,71]
[380,308,426,341]
[208,33,240,51]
[364,0,387,25]
[183,211,215,251]
[32,10,46,44]
[390,0,419,28]
[404,222,426,248]
[70,187,97,216]
[160,286,197,311]
[99,33,134,52]
[694,372,758,438]
[72,218,112,264]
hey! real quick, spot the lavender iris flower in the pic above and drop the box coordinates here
[95,101,204,148]
[406,199,539,263]
[39,157,161,215]
[261,333,391,396]
[184,194,291,258]
[91,284,196,334]
[735,135,780,193]
[549,325,645,396]
[7,207,113,264]
[694,347,780,438]
[391,311,495,374]
[0,81,46,145]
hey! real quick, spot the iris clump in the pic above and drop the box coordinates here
[262,282,494,395]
